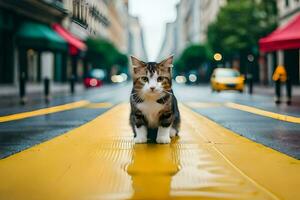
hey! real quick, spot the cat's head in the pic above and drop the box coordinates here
[131,55,173,98]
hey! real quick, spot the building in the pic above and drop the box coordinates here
[259,0,300,85]
[0,0,131,84]
[107,0,129,53]
[63,0,110,40]
[199,0,226,42]
[157,22,176,60]
[277,0,300,84]
[61,0,112,81]
[0,0,68,85]
[158,0,225,59]
[277,0,300,25]
[128,15,148,61]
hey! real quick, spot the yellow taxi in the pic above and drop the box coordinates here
[210,68,245,93]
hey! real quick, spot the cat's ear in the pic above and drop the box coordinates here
[130,56,145,68]
[158,55,174,71]
[130,56,146,74]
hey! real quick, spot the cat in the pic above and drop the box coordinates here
[129,55,180,144]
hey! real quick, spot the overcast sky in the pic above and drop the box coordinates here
[129,0,179,61]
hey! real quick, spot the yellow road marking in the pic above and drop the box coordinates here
[226,102,300,124]
[83,102,113,109]
[186,102,222,108]
[180,105,300,200]
[1,104,299,199]
[0,100,90,123]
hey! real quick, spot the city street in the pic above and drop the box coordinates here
[1,0,300,199]
[0,83,299,200]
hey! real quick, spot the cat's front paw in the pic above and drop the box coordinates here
[170,128,177,137]
[134,137,147,144]
[156,136,171,144]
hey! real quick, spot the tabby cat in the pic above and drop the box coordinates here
[129,55,180,144]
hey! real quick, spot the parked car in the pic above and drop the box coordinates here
[210,68,245,93]
[84,69,105,88]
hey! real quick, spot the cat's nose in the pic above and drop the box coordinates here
[150,87,155,91]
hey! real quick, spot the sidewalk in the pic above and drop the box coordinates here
[247,84,300,105]
[0,83,85,108]
[252,84,300,96]
[0,83,84,96]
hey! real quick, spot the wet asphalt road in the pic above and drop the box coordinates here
[0,83,299,159]
[175,85,300,159]
[0,84,130,158]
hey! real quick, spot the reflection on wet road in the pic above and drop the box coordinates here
[128,143,179,199]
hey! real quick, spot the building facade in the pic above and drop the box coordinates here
[0,0,131,87]
[199,0,226,42]
[62,0,112,81]
[157,22,176,60]
[63,0,110,40]
[158,0,225,59]
[63,0,129,51]
[0,0,67,85]
[107,0,129,53]
[277,0,300,25]
[128,15,148,61]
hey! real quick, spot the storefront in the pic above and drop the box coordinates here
[0,0,67,85]
[259,14,300,85]
[16,21,68,84]
[52,23,87,82]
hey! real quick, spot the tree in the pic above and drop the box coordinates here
[256,0,278,37]
[207,0,277,66]
[115,53,128,67]
[85,38,128,69]
[175,44,212,72]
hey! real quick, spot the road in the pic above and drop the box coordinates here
[0,83,299,200]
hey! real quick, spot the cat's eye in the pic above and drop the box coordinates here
[141,76,148,82]
[157,76,164,82]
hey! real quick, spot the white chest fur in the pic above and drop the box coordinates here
[137,100,164,128]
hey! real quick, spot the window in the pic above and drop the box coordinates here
[216,69,240,78]
[72,0,88,27]
[285,0,289,7]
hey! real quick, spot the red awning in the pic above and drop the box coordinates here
[259,14,300,52]
[52,23,87,55]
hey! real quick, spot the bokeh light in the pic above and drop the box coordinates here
[214,53,222,61]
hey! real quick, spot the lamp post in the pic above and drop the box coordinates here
[247,54,254,94]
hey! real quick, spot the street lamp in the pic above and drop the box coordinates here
[214,53,222,61]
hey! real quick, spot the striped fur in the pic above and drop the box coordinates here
[129,56,180,144]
